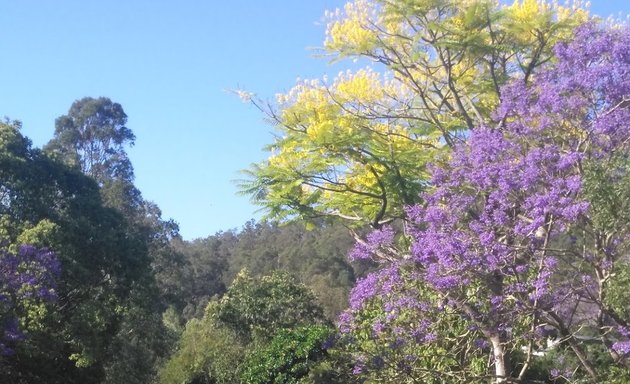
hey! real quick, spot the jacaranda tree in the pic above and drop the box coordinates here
[0,245,59,360]
[340,22,630,383]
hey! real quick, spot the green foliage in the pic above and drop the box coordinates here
[174,220,359,322]
[579,151,630,366]
[158,220,365,383]
[0,112,174,383]
[582,154,630,235]
[101,281,175,384]
[171,234,231,321]
[158,271,329,384]
[158,316,245,384]
[214,270,326,342]
[45,97,135,185]
[14,219,59,251]
[241,0,588,229]
[45,97,186,383]
[240,325,334,384]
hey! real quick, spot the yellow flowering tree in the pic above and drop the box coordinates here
[240,0,590,230]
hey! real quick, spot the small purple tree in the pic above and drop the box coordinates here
[0,245,60,356]
[342,23,630,383]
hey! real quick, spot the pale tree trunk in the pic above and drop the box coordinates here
[490,335,509,383]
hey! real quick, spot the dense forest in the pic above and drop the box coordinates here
[0,99,364,383]
[3,1,630,383]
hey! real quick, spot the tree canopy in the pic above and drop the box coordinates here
[241,0,588,229]
[158,271,330,384]
[341,22,630,383]
[0,113,171,383]
[46,97,135,185]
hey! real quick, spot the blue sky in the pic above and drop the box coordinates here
[1,1,627,240]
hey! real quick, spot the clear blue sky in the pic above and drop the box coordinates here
[0,1,627,240]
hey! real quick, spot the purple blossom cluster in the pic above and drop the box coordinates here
[337,260,488,379]
[341,22,630,380]
[0,245,60,355]
[407,118,588,325]
[349,226,395,261]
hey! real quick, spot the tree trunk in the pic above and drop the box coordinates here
[490,334,509,383]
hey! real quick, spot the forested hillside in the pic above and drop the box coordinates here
[171,220,362,321]
[3,1,630,383]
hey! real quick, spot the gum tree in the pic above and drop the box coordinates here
[45,97,135,186]
[0,119,169,383]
